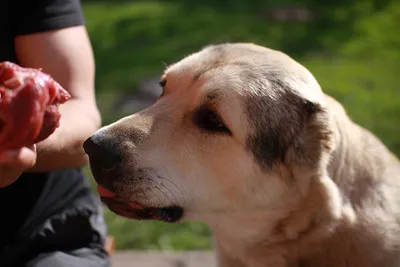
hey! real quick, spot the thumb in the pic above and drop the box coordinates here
[0,145,37,170]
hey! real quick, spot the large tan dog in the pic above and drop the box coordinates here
[84,43,400,267]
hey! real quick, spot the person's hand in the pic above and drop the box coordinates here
[0,145,37,187]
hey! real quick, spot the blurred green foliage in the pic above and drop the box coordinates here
[81,0,400,250]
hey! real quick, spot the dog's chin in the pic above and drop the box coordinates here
[97,185,184,223]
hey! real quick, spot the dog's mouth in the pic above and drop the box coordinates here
[97,185,183,223]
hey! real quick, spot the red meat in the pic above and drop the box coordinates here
[0,61,71,151]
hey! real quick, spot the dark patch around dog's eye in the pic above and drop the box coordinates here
[193,105,231,135]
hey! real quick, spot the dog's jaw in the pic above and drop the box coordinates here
[97,185,184,223]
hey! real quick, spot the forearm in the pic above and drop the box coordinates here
[29,99,101,172]
[13,25,99,172]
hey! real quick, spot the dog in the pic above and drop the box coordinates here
[84,43,400,267]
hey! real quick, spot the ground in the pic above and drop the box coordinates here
[112,251,215,267]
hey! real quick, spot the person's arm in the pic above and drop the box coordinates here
[14,25,101,172]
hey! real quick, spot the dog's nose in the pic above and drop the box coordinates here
[83,134,122,170]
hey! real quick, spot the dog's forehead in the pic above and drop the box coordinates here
[165,43,279,78]
[164,43,324,103]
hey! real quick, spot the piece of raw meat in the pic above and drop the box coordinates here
[0,61,71,151]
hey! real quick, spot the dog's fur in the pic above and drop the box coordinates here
[86,43,400,267]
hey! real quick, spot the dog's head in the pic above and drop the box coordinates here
[84,43,335,224]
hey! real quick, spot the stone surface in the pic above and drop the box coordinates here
[112,251,216,267]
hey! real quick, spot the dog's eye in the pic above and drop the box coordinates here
[159,79,166,88]
[194,106,231,135]
[158,79,167,98]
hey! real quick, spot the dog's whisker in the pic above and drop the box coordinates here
[159,183,179,206]
[145,177,179,204]
[154,185,174,206]
[156,180,182,206]
[140,178,165,206]
[156,176,186,202]
[148,187,163,207]
[139,187,151,205]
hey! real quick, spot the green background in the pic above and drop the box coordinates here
[81,0,400,250]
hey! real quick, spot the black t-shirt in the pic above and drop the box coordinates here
[0,0,95,250]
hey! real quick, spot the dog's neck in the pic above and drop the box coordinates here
[205,177,352,267]
[203,171,352,267]
[207,211,296,267]
[325,95,400,201]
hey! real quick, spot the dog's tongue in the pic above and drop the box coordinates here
[97,184,145,209]
[97,185,116,198]
[128,202,144,209]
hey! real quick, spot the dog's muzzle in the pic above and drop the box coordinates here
[84,134,185,223]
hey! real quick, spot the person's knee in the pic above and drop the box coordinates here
[26,248,110,267]
[68,247,110,267]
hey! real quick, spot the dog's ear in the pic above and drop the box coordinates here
[245,89,332,171]
[280,98,344,240]
[286,96,336,171]
[303,99,321,118]
[272,97,344,241]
